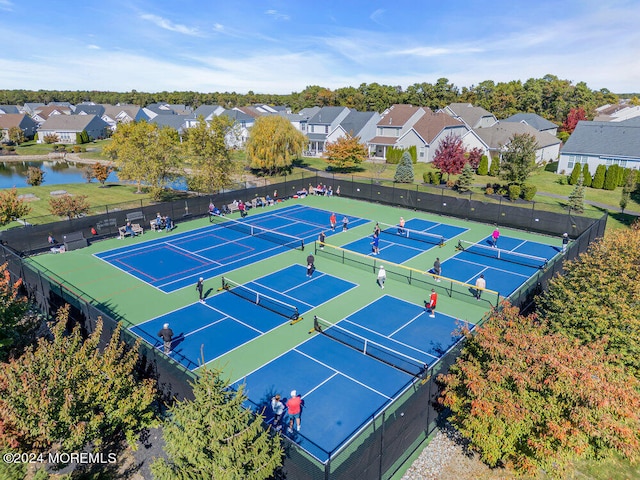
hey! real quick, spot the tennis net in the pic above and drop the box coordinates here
[221,277,299,320]
[456,240,547,269]
[378,221,445,247]
[210,214,304,250]
[313,316,426,377]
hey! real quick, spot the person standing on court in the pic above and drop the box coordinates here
[342,216,349,231]
[377,265,386,289]
[371,231,380,255]
[196,277,205,303]
[306,253,315,277]
[318,231,326,250]
[425,289,438,318]
[562,232,569,253]
[475,274,486,301]
[433,257,441,282]
[158,323,174,354]
[330,212,337,232]
[492,227,500,247]
[287,390,303,432]
[271,394,285,431]
[398,217,406,235]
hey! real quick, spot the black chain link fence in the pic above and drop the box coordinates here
[0,172,607,479]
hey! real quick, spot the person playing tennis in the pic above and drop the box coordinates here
[425,289,438,318]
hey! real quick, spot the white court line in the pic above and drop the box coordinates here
[452,256,530,278]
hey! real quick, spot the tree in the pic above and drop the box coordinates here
[48,194,90,219]
[0,306,157,452]
[537,222,640,376]
[457,163,474,192]
[25,166,44,186]
[620,171,636,213]
[432,134,467,181]
[246,116,306,175]
[439,303,640,476]
[184,116,237,194]
[499,133,538,185]
[81,165,94,183]
[0,188,31,226]
[323,133,368,171]
[92,162,114,187]
[0,263,29,361]
[567,174,585,213]
[488,156,500,177]
[560,107,587,134]
[477,155,489,176]
[151,367,283,480]
[7,127,24,145]
[568,163,582,185]
[466,147,483,171]
[393,151,415,183]
[42,133,59,144]
[592,164,606,189]
[581,163,592,187]
[603,165,618,191]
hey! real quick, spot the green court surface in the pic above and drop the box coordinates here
[27,195,558,383]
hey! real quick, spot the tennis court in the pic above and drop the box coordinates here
[130,264,357,370]
[94,204,367,293]
[232,295,465,461]
[342,218,467,263]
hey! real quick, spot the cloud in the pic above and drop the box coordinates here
[139,13,202,36]
[395,46,483,57]
[369,9,384,25]
[0,0,13,11]
[87,44,100,50]
[264,9,290,21]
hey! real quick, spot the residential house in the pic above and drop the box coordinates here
[193,105,225,122]
[325,110,381,146]
[220,109,256,147]
[21,103,45,115]
[442,103,497,129]
[279,112,310,134]
[74,104,106,117]
[0,114,39,142]
[143,103,193,119]
[0,105,20,114]
[463,122,560,164]
[37,115,109,144]
[594,105,640,122]
[149,115,198,137]
[306,106,351,154]
[367,104,428,158]
[502,113,558,136]
[395,111,468,163]
[557,120,640,174]
[102,104,148,131]
[31,105,73,125]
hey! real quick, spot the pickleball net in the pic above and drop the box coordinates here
[313,316,426,378]
[456,239,547,269]
[221,277,300,320]
[378,221,445,247]
[210,214,304,250]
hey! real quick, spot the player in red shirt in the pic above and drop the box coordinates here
[425,289,438,318]
[287,390,303,432]
[329,213,337,232]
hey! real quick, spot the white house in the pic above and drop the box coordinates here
[367,104,428,158]
[502,113,558,136]
[325,110,381,146]
[37,115,109,144]
[395,111,468,162]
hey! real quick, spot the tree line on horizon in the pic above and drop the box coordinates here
[1,74,631,123]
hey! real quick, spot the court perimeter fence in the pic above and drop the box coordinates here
[0,171,607,479]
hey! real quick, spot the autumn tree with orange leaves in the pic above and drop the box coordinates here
[439,303,640,476]
[323,133,368,171]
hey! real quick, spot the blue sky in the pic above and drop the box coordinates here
[1,0,638,94]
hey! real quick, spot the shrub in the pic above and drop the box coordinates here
[446,179,456,188]
[582,163,592,187]
[558,176,568,185]
[485,187,494,195]
[592,165,606,189]
[73,145,81,153]
[521,183,537,201]
[569,163,582,185]
[407,145,417,164]
[477,155,489,176]
[508,184,521,201]
[430,171,442,185]
[25,166,44,186]
[385,147,404,164]
[497,185,508,195]
[422,172,430,183]
[488,156,500,176]
[604,165,618,191]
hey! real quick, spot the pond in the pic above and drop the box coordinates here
[0,159,187,190]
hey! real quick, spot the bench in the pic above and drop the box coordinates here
[251,197,266,208]
[126,211,145,223]
[96,218,117,232]
[227,203,239,214]
[118,223,144,238]
[62,231,88,251]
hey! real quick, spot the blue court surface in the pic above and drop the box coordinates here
[95,204,367,293]
[232,295,466,462]
[130,264,357,370]
[342,218,467,264]
[441,235,560,297]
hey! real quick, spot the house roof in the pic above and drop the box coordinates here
[445,103,495,128]
[410,112,465,144]
[103,104,143,120]
[502,113,557,131]
[377,104,426,127]
[561,121,640,157]
[220,109,254,123]
[307,107,349,125]
[193,105,222,118]
[0,114,36,129]
[472,122,560,150]
[298,107,321,118]
[38,114,101,131]
[367,136,398,145]
[150,115,194,130]
[33,105,72,119]
[0,105,20,114]
[234,106,266,118]
[338,111,378,137]
[74,104,105,116]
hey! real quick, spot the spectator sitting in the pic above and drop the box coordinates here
[221,204,231,215]
[255,197,264,207]
[48,235,56,245]
[212,205,221,215]
[155,213,165,230]
[327,185,333,196]
[90,226,98,236]
[50,244,66,254]
[125,221,136,237]
[316,184,325,195]
[265,194,273,205]
[297,188,308,197]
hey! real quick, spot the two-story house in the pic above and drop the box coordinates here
[306,106,352,154]
[442,103,497,129]
[367,104,428,159]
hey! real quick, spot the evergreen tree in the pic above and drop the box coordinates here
[152,368,283,480]
[457,162,474,192]
[488,155,500,176]
[567,174,585,213]
[569,163,582,185]
[604,165,618,191]
[592,164,606,189]
[499,133,538,185]
[477,155,489,176]
[581,163,592,187]
[394,151,415,183]
[620,171,637,213]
